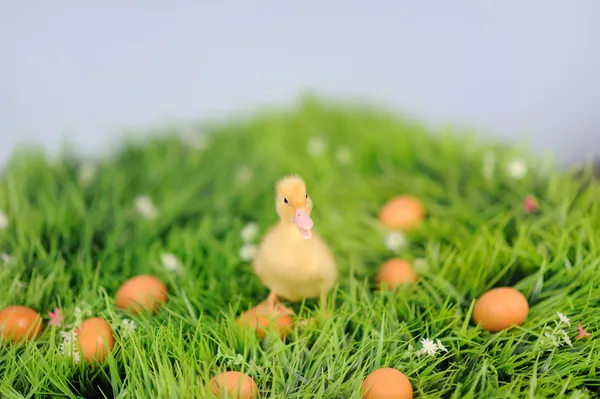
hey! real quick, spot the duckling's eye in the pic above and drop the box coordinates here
[306,194,309,199]
[283,197,289,204]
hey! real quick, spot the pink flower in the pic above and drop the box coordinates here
[48,307,63,327]
[576,324,591,340]
[523,195,539,214]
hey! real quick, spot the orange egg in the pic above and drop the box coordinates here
[115,275,168,314]
[378,195,425,230]
[375,259,417,289]
[0,305,44,343]
[472,287,529,332]
[238,306,293,340]
[210,371,258,399]
[76,317,115,363]
[362,367,413,399]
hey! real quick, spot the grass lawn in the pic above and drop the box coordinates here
[1,97,599,398]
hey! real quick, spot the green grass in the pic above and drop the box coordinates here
[1,97,599,398]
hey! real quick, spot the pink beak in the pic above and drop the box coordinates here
[293,209,313,239]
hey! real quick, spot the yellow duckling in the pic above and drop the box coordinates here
[252,175,337,317]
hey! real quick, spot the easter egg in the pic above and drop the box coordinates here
[76,317,115,363]
[375,259,417,289]
[378,195,425,230]
[362,367,413,399]
[0,305,44,342]
[472,287,529,332]
[210,371,258,399]
[115,275,168,314]
[238,306,293,340]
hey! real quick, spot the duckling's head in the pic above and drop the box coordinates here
[275,175,314,239]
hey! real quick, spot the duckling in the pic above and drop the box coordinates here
[252,175,337,318]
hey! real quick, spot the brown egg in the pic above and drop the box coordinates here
[115,274,168,314]
[378,195,425,230]
[210,371,258,399]
[472,287,529,332]
[76,317,115,363]
[0,305,44,343]
[362,367,413,399]
[375,259,417,289]
[238,307,293,340]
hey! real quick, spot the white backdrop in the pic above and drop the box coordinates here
[2,1,599,166]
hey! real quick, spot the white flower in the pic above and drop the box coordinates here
[121,319,137,338]
[557,312,570,326]
[161,252,181,273]
[134,196,159,220]
[419,338,439,357]
[73,307,83,325]
[239,244,258,262]
[307,136,326,156]
[236,165,254,184]
[561,330,573,347]
[384,231,407,252]
[0,253,14,265]
[59,329,81,364]
[482,151,495,180]
[506,158,527,180]
[436,339,448,352]
[335,146,352,164]
[0,209,8,230]
[77,162,96,185]
[240,222,259,243]
[542,331,559,347]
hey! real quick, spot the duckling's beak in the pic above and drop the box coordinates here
[293,208,313,239]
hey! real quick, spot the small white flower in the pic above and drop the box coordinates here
[59,329,81,364]
[77,162,97,185]
[73,307,83,325]
[59,330,76,341]
[134,195,159,220]
[232,353,244,366]
[240,222,259,243]
[161,252,181,273]
[335,146,352,164]
[121,319,137,338]
[482,151,495,180]
[0,209,8,230]
[419,338,439,357]
[557,312,571,326]
[307,136,326,156]
[239,244,258,262]
[506,158,527,180]
[561,330,573,347]
[542,331,559,347]
[384,231,407,252]
[0,253,14,265]
[236,165,254,184]
[436,339,448,352]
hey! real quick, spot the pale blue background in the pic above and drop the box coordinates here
[2,1,599,166]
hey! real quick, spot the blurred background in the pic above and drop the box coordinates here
[2,1,599,168]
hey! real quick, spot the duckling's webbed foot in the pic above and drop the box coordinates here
[266,292,279,308]
[256,292,294,318]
